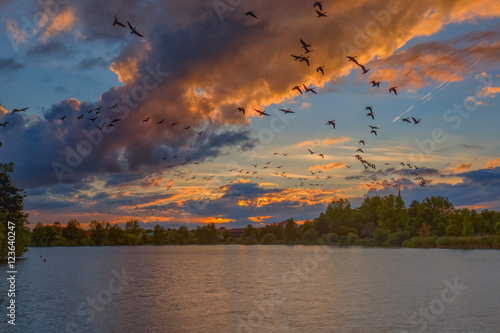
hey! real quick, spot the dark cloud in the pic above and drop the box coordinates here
[0,57,24,73]
[76,56,109,70]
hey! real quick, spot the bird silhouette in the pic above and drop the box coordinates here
[157,119,165,124]
[356,148,364,153]
[369,125,379,129]
[291,54,302,61]
[88,116,98,122]
[143,117,150,122]
[279,108,295,114]
[254,109,270,116]
[366,111,374,120]
[59,115,66,120]
[402,118,411,123]
[113,14,126,27]
[369,80,381,87]
[412,117,421,124]
[359,140,365,145]
[184,125,191,130]
[86,109,93,114]
[299,56,310,66]
[389,87,398,95]
[303,84,317,94]
[319,153,325,159]
[346,56,359,65]
[308,149,316,154]
[316,10,327,17]
[245,11,257,18]
[197,131,203,135]
[292,85,303,94]
[300,39,311,49]
[0,122,9,127]
[316,66,324,75]
[95,106,102,111]
[127,21,144,37]
[370,130,377,136]
[313,2,323,11]
[326,120,335,129]
[111,118,121,123]
[110,103,118,109]
[359,64,370,74]
[237,107,245,115]
[170,122,178,126]
[78,115,84,120]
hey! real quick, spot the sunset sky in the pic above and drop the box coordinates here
[1,0,500,229]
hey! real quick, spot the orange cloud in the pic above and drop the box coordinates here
[486,158,500,169]
[110,42,152,84]
[6,19,26,44]
[309,162,346,171]
[202,217,235,224]
[453,163,472,172]
[477,87,500,98]
[293,136,351,148]
[39,8,81,43]
[248,216,273,223]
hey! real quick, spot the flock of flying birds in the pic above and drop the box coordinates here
[0,3,432,220]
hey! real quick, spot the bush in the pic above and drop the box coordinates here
[321,233,339,245]
[339,235,348,246]
[372,228,390,246]
[436,236,497,249]
[241,234,258,245]
[347,232,359,246]
[261,233,277,245]
[302,229,319,244]
[403,236,438,248]
[385,230,411,247]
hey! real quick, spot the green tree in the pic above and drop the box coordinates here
[176,226,189,244]
[446,211,463,237]
[62,220,86,246]
[376,194,409,233]
[125,220,143,238]
[284,218,297,245]
[153,224,165,245]
[31,222,56,247]
[259,223,284,240]
[359,196,382,224]
[0,153,30,258]
[325,198,353,235]
[195,223,219,244]
[314,213,329,236]
[242,224,259,244]
[107,223,124,245]
[89,221,107,245]
[462,210,474,237]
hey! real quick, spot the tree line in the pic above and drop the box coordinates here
[27,194,500,249]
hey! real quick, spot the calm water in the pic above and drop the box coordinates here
[1,245,499,333]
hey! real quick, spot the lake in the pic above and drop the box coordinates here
[1,245,499,333]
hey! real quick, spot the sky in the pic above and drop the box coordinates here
[1,0,500,229]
